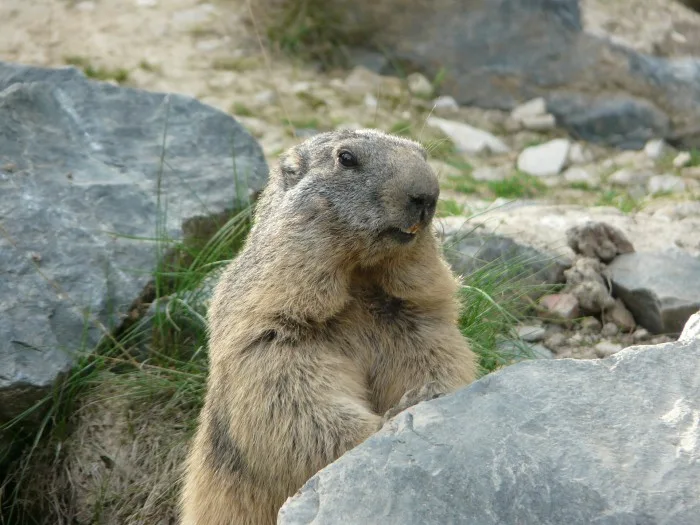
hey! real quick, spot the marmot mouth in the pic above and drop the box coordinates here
[383,227,418,244]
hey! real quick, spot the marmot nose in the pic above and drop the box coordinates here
[408,193,438,223]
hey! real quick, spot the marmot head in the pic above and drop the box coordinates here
[267,128,440,262]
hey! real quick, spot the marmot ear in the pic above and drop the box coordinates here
[276,148,307,190]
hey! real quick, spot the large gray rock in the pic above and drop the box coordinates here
[0,61,268,424]
[325,0,700,149]
[279,325,700,525]
[609,251,700,335]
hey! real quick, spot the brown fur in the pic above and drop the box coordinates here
[179,129,477,525]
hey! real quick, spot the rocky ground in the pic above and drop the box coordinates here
[2,0,699,358]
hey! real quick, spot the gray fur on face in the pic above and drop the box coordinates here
[272,129,439,256]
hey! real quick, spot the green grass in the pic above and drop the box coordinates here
[1,128,549,523]
[436,198,463,217]
[64,56,129,84]
[230,101,254,117]
[487,171,547,199]
[254,0,374,69]
[595,189,641,213]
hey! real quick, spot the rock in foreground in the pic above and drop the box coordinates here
[0,61,268,424]
[279,319,700,525]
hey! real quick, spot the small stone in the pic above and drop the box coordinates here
[673,151,692,168]
[520,114,556,132]
[644,139,669,160]
[568,143,594,165]
[517,325,546,342]
[254,90,277,105]
[472,166,510,182]
[75,1,96,10]
[606,298,636,332]
[580,316,602,332]
[511,97,547,122]
[196,39,224,52]
[426,117,510,155]
[517,139,571,177]
[538,293,579,321]
[570,332,585,345]
[364,93,378,109]
[608,168,653,187]
[601,322,619,338]
[135,0,158,6]
[566,222,634,263]
[647,174,686,195]
[632,328,650,342]
[407,73,433,98]
[544,332,568,350]
[432,95,459,114]
[570,281,615,315]
[613,150,653,169]
[564,167,598,186]
[595,341,623,358]
[530,343,555,359]
[679,311,700,342]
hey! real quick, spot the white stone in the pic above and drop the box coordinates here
[291,82,312,93]
[568,143,594,165]
[608,168,653,187]
[517,325,546,342]
[564,167,598,186]
[364,93,378,109]
[517,139,571,177]
[680,311,700,342]
[135,0,158,6]
[426,117,510,155]
[407,72,433,98]
[648,174,686,195]
[75,1,95,10]
[511,97,547,121]
[644,139,669,160]
[521,114,556,131]
[673,152,692,169]
[432,95,459,114]
[595,341,623,358]
[254,90,277,105]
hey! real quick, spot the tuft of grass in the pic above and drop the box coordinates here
[138,60,161,73]
[64,56,129,84]
[211,56,260,72]
[595,189,641,213]
[436,198,463,218]
[230,101,254,117]
[569,181,594,192]
[441,221,560,375]
[488,171,547,199]
[252,0,375,69]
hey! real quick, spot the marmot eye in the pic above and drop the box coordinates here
[338,151,358,167]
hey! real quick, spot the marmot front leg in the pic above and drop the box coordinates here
[378,381,446,428]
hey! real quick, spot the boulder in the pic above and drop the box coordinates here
[608,251,700,335]
[517,139,571,177]
[0,61,268,425]
[293,0,700,149]
[279,319,700,525]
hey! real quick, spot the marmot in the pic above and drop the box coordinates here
[179,128,477,525]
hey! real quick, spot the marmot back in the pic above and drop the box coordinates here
[179,128,477,525]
